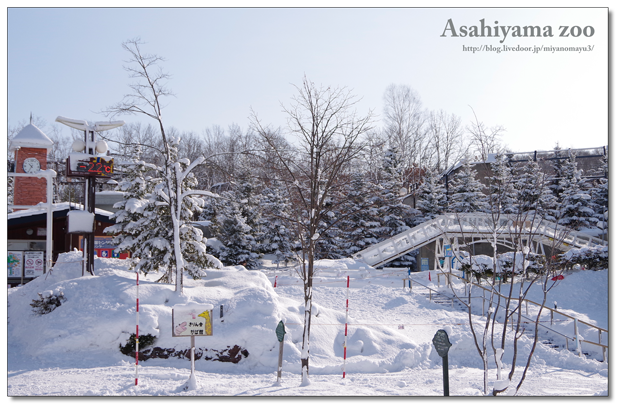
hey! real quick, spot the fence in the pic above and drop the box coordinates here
[435,271,608,362]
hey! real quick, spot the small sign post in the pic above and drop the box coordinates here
[172,303,214,391]
[432,329,452,396]
[275,320,286,384]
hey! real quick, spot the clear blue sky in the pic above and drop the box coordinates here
[6,6,609,153]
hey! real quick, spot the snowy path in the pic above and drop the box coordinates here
[7,364,608,397]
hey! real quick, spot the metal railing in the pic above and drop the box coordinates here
[441,272,608,362]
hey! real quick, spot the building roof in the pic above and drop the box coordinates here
[440,153,497,178]
[7,202,114,226]
[9,123,54,152]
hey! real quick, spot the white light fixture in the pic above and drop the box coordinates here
[95,140,109,154]
[72,139,86,152]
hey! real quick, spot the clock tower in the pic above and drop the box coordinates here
[9,120,54,207]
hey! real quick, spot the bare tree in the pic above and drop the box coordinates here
[382,84,428,183]
[467,106,506,162]
[426,109,468,173]
[251,76,373,384]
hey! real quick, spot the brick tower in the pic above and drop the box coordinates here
[9,121,54,207]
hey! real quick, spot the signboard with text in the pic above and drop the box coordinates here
[66,155,114,178]
[79,236,129,259]
[172,304,214,337]
[24,251,45,277]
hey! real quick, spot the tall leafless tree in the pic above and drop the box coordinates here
[382,84,428,183]
[251,76,373,384]
[467,106,506,162]
[426,109,468,173]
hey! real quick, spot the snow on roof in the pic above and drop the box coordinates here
[9,123,54,152]
[440,153,498,178]
[7,202,114,220]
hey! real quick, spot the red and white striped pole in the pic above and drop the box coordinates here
[274,276,277,288]
[343,275,350,379]
[135,271,139,386]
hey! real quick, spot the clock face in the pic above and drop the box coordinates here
[23,157,41,173]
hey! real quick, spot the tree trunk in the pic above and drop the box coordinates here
[301,254,314,385]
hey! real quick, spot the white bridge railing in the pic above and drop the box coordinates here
[353,213,606,268]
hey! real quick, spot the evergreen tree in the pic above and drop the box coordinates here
[447,157,488,213]
[513,159,556,219]
[207,168,264,269]
[338,172,384,256]
[315,204,345,260]
[214,199,260,268]
[378,146,414,267]
[416,168,447,222]
[589,154,608,232]
[259,181,297,266]
[105,147,157,266]
[547,144,569,218]
[557,153,596,230]
[487,154,518,214]
[106,140,221,281]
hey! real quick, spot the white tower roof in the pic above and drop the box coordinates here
[9,123,54,152]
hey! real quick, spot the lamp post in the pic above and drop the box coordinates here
[56,116,124,276]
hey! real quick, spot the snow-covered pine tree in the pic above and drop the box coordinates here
[378,146,415,267]
[107,139,221,282]
[233,170,264,241]
[314,201,345,260]
[416,168,447,223]
[214,199,260,268]
[447,157,488,213]
[486,154,518,215]
[513,159,556,220]
[338,171,383,256]
[546,144,569,219]
[589,153,608,235]
[105,146,156,261]
[557,153,597,230]
[259,181,297,266]
[208,169,263,269]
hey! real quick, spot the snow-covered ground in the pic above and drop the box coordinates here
[6,252,609,398]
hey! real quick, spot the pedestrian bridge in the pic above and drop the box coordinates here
[353,213,606,268]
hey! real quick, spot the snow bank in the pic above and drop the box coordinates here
[7,252,608,396]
